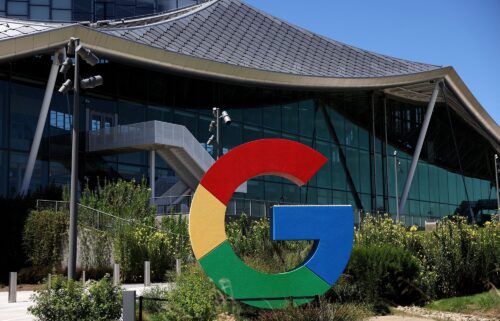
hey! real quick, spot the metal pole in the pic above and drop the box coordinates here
[8,272,17,303]
[495,154,500,222]
[399,81,441,215]
[113,263,120,286]
[20,50,63,196]
[144,261,151,286]
[394,151,399,223]
[68,39,81,280]
[47,273,51,289]
[122,291,136,321]
[176,259,181,276]
[216,108,221,159]
[150,150,156,205]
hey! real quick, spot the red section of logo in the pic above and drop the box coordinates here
[200,139,327,205]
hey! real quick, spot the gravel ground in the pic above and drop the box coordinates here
[395,306,499,321]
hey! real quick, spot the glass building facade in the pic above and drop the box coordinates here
[0,0,203,22]
[0,55,497,224]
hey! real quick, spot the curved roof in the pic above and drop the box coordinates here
[101,0,440,78]
[0,0,496,147]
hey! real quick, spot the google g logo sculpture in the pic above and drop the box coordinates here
[189,139,353,309]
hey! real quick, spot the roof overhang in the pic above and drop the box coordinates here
[0,24,498,148]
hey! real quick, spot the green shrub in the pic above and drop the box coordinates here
[151,265,220,321]
[23,210,68,268]
[28,274,122,321]
[424,217,500,297]
[141,286,170,314]
[344,244,422,306]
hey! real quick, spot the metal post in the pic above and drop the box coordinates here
[150,150,156,204]
[399,81,441,215]
[20,50,63,196]
[122,290,136,321]
[82,270,86,283]
[8,272,17,303]
[113,263,120,286]
[394,151,399,223]
[495,154,500,222]
[68,39,81,280]
[144,261,151,287]
[47,273,51,289]
[176,259,181,276]
[215,108,221,159]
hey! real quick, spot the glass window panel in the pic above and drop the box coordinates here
[429,165,439,202]
[10,83,45,151]
[147,105,172,122]
[173,110,197,136]
[417,163,429,201]
[375,153,383,197]
[7,2,28,15]
[9,152,48,196]
[52,9,71,21]
[158,0,177,11]
[346,147,360,196]
[316,141,331,188]
[73,0,91,12]
[282,103,298,134]
[243,107,261,126]
[481,180,490,200]
[262,105,280,130]
[52,0,71,9]
[0,80,7,148]
[49,160,70,187]
[439,170,449,203]
[119,100,146,125]
[344,120,358,147]
[316,108,329,141]
[178,0,197,8]
[263,129,280,139]
[282,183,300,204]
[409,161,419,201]
[330,108,345,145]
[117,164,148,182]
[115,5,135,18]
[448,172,457,205]
[221,122,242,152]
[265,181,282,202]
[317,188,332,205]
[359,149,370,194]
[31,0,49,5]
[245,179,264,200]
[331,145,346,190]
[473,179,481,201]
[301,186,317,204]
[358,127,369,150]
[333,190,347,204]
[299,100,314,137]
[0,151,6,197]
[243,125,261,143]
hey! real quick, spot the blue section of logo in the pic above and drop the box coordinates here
[271,205,354,285]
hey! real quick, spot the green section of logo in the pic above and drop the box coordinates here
[199,241,330,309]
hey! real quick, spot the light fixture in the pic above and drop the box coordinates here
[59,57,73,74]
[58,79,73,93]
[80,75,103,89]
[221,110,231,125]
[76,45,99,66]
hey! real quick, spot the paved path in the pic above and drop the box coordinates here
[0,283,172,321]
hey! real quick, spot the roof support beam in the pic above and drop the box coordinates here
[20,49,63,196]
[399,80,442,215]
[319,103,364,211]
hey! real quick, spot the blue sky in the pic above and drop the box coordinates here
[244,0,500,124]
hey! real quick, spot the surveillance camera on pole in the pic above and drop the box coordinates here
[58,79,73,93]
[80,75,103,89]
[59,58,73,74]
[76,45,99,66]
[209,107,232,159]
[66,38,103,281]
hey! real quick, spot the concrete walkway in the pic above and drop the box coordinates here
[0,283,172,321]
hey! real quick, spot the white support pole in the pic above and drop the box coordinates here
[20,50,63,196]
[399,81,441,215]
[113,263,120,286]
[144,261,151,287]
[150,150,156,204]
[8,272,17,303]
